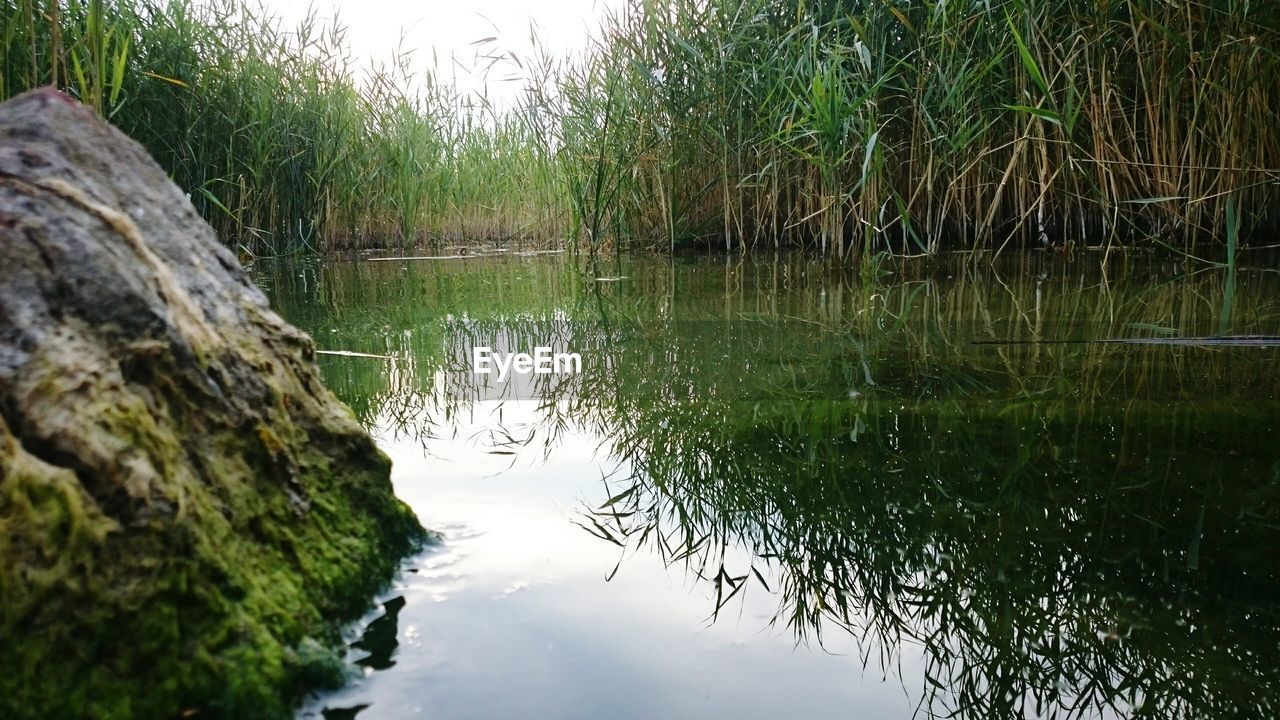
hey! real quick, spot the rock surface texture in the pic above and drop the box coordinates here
[0,89,425,719]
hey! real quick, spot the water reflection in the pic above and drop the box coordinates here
[321,703,369,720]
[260,253,1280,719]
[352,596,406,672]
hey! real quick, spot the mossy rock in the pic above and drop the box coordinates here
[0,89,427,719]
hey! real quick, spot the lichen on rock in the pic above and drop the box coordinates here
[0,88,427,719]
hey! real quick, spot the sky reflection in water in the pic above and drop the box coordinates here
[261,252,1280,720]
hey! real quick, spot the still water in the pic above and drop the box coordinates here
[253,251,1280,720]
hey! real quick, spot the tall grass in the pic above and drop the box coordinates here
[0,0,569,255]
[5,0,1279,259]
[536,0,1280,258]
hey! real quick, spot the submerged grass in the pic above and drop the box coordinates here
[3,0,1279,258]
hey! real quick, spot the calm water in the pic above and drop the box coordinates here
[253,251,1280,720]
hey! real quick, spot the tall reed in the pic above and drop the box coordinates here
[0,0,570,255]
[535,0,1280,258]
[7,0,1279,260]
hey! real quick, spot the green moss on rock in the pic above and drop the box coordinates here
[0,89,427,719]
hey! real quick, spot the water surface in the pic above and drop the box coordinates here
[254,252,1280,719]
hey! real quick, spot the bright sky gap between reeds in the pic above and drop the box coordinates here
[256,0,622,105]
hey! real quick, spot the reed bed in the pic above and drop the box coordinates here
[537,0,1280,257]
[5,0,1279,259]
[0,0,569,255]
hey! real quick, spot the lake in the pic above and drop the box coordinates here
[251,251,1280,720]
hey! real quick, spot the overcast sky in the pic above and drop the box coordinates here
[258,0,623,103]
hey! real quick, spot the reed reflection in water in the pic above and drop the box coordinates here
[260,252,1280,720]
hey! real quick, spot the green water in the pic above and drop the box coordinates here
[256,252,1280,720]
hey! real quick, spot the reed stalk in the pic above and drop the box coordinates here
[537,0,1280,258]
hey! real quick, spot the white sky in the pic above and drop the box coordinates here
[257,0,624,104]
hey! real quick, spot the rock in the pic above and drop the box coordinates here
[0,88,426,719]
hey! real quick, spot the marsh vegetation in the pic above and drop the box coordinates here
[4,0,1278,258]
[1,0,566,255]
[5,1,1279,716]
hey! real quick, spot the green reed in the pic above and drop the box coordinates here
[0,0,570,255]
[6,0,1279,259]
[535,0,1280,258]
